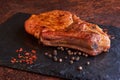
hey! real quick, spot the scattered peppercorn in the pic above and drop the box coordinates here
[87,61,90,65]
[25,52,30,56]
[32,55,37,60]
[73,52,77,55]
[53,50,57,56]
[59,58,63,62]
[67,50,71,53]
[53,56,58,62]
[57,46,64,51]
[78,52,81,55]
[64,56,68,59]
[78,66,83,71]
[110,35,115,39]
[31,50,36,54]
[48,54,52,58]
[75,56,80,61]
[68,50,73,55]
[69,60,74,64]
[71,56,75,60]
[60,47,64,51]
[18,54,22,58]
[82,53,85,56]
[43,47,91,68]
[11,57,17,63]
[19,48,23,52]
[85,54,88,57]
[44,52,48,56]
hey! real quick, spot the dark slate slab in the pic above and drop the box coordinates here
[0,13,120,80]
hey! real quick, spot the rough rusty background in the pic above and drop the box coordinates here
[0,0,120,80]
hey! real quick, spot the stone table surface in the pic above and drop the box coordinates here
[0,0,120,80]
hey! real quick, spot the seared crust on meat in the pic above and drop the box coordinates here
[25,10,110,56]
[25,10,73,38]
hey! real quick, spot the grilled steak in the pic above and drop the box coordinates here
[25,10,110,56]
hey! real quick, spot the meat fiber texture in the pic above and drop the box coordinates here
[24,10,110,56]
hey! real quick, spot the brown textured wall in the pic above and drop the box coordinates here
[0,0,120,80]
